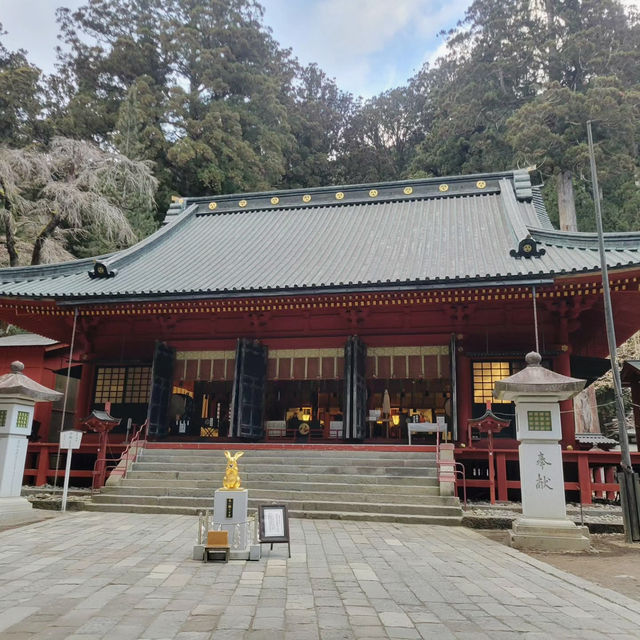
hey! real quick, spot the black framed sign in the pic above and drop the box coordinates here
[258,504,291,557]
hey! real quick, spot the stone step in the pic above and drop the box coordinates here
[124,470,439,485]
[140,450,437,462]
[81,501,462,526]
[131,462,438,475]
[110,478,442,495]
[89,493,460,517]
[97,485,454,505]
[134,456,438,467]
[136,457,438,468]
[88,446,462,523]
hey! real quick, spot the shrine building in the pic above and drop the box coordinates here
[1,169,640,453]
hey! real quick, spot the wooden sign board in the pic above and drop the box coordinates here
[258,504,291,557]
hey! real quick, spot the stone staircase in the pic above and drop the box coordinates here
[86,448,463,525]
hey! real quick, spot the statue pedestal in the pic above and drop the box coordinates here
[214,488,250,554]
[193,489,261,560]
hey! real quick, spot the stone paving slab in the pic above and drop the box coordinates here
[1,512,639,639]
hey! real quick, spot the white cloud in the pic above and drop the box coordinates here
[263,0,470,97]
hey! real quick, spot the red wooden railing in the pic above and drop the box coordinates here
[455,448,640,504]
[24,442,126,488]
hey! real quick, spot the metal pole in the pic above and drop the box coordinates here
[587,121,639,542]
[61,448,72,512]
[53,307,79,497]
[532,285,540,354]
[586,122,632,470]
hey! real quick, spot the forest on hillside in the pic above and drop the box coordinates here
[2,0,640,265]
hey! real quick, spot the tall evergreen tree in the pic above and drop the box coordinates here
[0,25,48,147]
[54,0,298,200]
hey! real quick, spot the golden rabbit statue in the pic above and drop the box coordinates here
[222,450,244,489]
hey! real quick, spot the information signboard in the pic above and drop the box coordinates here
[258,504,290,557]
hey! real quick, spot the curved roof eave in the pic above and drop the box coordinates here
[0,203,199,284]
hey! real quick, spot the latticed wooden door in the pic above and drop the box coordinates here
[230,338,268,439]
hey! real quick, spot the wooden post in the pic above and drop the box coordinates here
[93,429,109,489]
[35,445,50,487]
[555,348,576,448]
[488,431,496,504]
[605,465,617,501]
[577,455,592,505]
[457,355,472,446]
[595,466,605,499]
[496,452,508,502]
[75,363,95,427]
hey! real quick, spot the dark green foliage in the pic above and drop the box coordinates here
[0,24,48,147]
[3,0,640,265]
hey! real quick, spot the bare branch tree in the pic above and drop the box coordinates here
[0,137,158,266]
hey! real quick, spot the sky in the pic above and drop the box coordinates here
[2,0,640,99]
[0,0,472,99]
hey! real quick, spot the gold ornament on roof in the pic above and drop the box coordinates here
[476,180,486,189]
[271,196,280,205]
[439,184,449,192]
[369,189,378,197]
[403,186,413,195]
[208,202,217,210]
[222,451,244,489]
[239,199,247,208]
[335,191,344,200]
[302,194,311,203]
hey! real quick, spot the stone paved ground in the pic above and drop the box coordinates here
[1,513,640,639]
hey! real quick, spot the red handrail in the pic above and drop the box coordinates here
[453,461,467,508]
[123,420,147,479]
[91,421,148,491]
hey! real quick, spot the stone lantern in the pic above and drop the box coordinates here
[493,352,590,552]
[0,361,62,526]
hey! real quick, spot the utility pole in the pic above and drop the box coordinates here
[587,121,640,542]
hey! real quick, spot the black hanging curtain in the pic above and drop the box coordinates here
[344,335,367,440]
[230,338,268,439]
[146,341,175,438]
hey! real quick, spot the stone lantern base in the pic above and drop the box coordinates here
[509,517,591,552]
[0,496,39,528]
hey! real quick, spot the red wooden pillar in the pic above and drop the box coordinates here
[496,452,508,502]
[457,355,472,445]
[577,454,592,504]
[75,362,95,427]
[94,429,109,489]
[35,445,50,487]
[555,349,576,448]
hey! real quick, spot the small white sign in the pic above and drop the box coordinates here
[262,506,286,538]
[59,430,83,450]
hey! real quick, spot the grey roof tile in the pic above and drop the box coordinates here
[0,171,639,302]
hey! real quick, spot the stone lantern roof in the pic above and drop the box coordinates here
[493,352,585,402]
[0,361,62,402]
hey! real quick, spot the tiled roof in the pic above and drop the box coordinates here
[0,170,639,302]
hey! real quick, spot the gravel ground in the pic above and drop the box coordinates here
[463,501,624,532]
